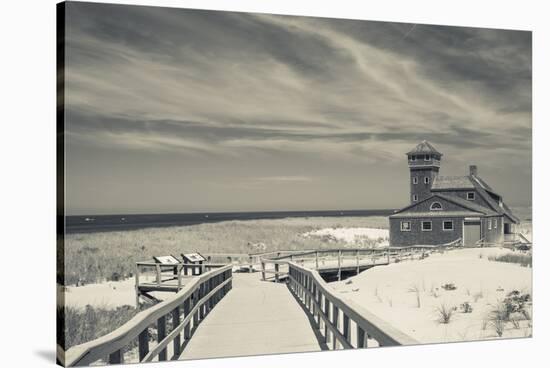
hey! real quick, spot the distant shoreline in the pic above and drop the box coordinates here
[64,209,396,234]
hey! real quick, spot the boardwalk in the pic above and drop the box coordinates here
[182,272,323,360]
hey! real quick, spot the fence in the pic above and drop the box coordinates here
[63,265,233,366]
[288,261,418,348]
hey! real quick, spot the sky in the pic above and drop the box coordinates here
[63,2,532,215]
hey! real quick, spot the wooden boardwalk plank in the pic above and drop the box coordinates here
[181,272,322,360]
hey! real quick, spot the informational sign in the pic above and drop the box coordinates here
[153,255,181,265]
[182,253,206,263]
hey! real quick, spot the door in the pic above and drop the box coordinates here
[463,220,481,246]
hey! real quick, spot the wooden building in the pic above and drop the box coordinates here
[389,141,520,247]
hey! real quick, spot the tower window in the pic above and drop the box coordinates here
[421,221,432,231]
[400,221,411,231]
[467,192,475,200]
[430,202,443,210]
[424,155,430,161]
[412,194,418,202]
[443,221,454,230]
[412,177,418,184]
[410,155,417,161]
[424,177,430,184]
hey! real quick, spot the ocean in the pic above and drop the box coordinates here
[64,209,395,234]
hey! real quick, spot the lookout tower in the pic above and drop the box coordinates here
[406,140,442,204]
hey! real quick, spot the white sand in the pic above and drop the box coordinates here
[332,248,532,343]
[302,227,389,247]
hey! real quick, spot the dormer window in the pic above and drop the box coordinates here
[430,202,443,210]
[467,192,475,201]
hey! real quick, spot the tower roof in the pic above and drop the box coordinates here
[406,140,442,156]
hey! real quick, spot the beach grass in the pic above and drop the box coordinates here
[62,216,389,286]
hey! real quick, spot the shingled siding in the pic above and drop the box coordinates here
[389,217,463,246]
[404,196,472,213]
[410,167,438,203]
[431,189,487,208]
[483,216,504,244]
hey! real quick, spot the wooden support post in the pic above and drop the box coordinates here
[261,261,266,281]
[343,314,351,347]
[315,251,319,270]
[138,328,149,361]
[324,297,331,344]
[156,264,161,286]
[157,316,167,361]
[357,326,367,348]
[332,305,339,350]
[108,349,123,364]
[135,264,140,308]
[249,256,253,273]
[337,250,342,281]
[172,307,181,357]
[177,265,182,291]
[274,263,280,283]
[183,298,191,340]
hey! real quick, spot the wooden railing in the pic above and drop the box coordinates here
[288,262,418,348]
[64,265,233,366]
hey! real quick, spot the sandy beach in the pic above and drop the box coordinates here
[332,247,532,343]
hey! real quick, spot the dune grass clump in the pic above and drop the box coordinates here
[435,304,455,324]
[58,304,141,350]
[487,253,532,268]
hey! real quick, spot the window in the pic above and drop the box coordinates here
[400,221,411,231]
[412,177,418,184]
[443,221,454,231]
[430,202,443,210]
[488,219,492,230]
[422,221,432,231]
[424,154,430,161]
[467,192,476,200]
[412,194,418,202]
[410,155,417,161]
[424,177,430,184]
[494,218,498,229]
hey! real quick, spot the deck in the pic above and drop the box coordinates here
[182,272,323,359]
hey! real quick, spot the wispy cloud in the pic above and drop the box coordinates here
[63,3,531,213]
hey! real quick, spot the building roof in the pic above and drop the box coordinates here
[431,176,475,190]
[390,193,500,218]
[428,173,519,223]
[390,211,484,218]
[406,140,442,156]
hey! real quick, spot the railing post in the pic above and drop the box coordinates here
[177,265,182,291]
[343,314,351,348]
[135,264,140,308]
[357,325,368,348]
[156,264,161,286]
[261,261,266,281]
[172,307,181,357]
[157,315,167,361]
[183,298,191,340]
[249,255,253,273]
[337,250,342,281]
[138,328,149,361]
[324,297,331,344]
[275,263,279,283]
[315,251,319,270]
[332,305,339,350]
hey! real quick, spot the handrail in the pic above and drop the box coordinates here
[288,262,418,348]
[63,265,233,366]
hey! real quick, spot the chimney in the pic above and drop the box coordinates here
[469,165,478,176]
